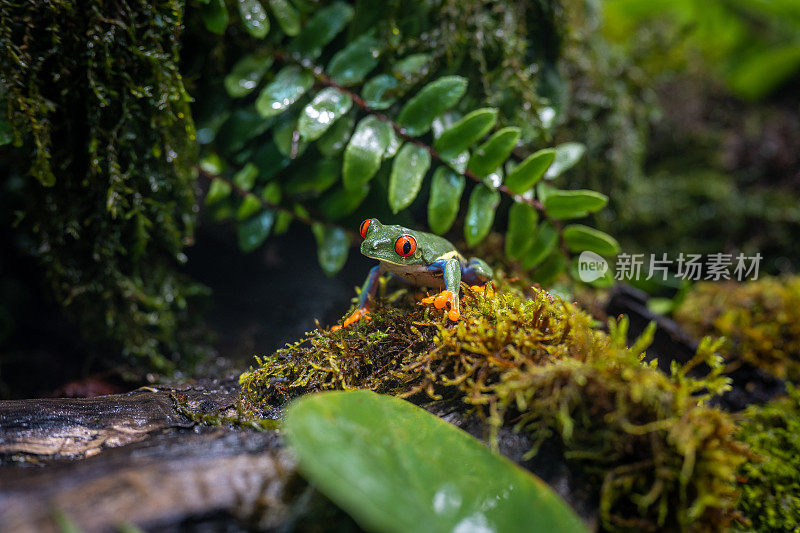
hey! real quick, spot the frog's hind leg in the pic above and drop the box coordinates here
[462,257,493,293]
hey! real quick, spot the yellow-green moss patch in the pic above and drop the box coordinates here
[675,276,800,380]
[240,282,748,530]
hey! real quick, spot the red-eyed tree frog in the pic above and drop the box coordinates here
[333,218,493,329]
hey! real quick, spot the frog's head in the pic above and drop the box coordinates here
[359,218,423,265]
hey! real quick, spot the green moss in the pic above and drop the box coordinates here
[735,385,800,532]
[239,278,748,530]
[0,0,208,370]
[674,276,800,380]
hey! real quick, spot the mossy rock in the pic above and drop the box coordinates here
[239,279,748,531]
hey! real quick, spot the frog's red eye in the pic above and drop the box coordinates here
[395,235,417,257]
[360,219,372,239]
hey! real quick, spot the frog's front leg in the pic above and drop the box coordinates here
[421,258,461,321]
[333,264,384,330]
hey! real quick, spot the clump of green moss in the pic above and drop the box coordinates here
[0,0,208,370]
[674,276,800,380]
[240,281,749,530]
[735,385,800,531]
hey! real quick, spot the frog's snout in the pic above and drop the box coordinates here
[360,240,377,256]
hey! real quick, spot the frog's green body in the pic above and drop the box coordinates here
[335,219,492,328]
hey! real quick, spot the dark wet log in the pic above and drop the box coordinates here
[0,382,598,532]
[606,283,785,411]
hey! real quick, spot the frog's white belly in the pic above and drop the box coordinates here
[381,261,445,288]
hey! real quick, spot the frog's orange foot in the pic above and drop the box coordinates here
[468,284,487,295]
[420,290,460,321]
[331,307,371,330]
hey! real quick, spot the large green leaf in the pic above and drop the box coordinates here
[284,391,587,533]
[427,167,465,235]
[297,88,352,141]
[223,53,273,98]
[544,142,585,179]
[467,127,521,178]
[201,0,228,34]
[327,35,381,86]
[236,194,262,220]
[504,149,555,194]
[343,116,393,191]
[232,162,259,191]
[433,108,498,160]
[522,221,558,269]
[205,178,231,205]
[317,114,354,156]
[237,209,275,252]
[238,0,270,38]
[562,225,620,256]
[312,225,350,276]
[217,108,275,154]
[388,144,431,213]
[318,183,370,220]
[290,1,353,59]
[505,202,539,259]
[284,157,340,195]
[542,189,608,220]
[397,76,467,136]
[268,0,300,36]
[362,74,398,110]
[273,117,308,158]
[255,66,314,118]
[464,184,500,247]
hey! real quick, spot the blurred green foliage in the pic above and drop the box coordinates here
[603,0,800,101]
[674,276,800,380]
[0,0,209,370]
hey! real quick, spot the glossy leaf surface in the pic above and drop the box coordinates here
[255,66,314,118]
[343,116,393,191]
[290,1,353,59]
[312,225,350,276]
[284,391,587,533]
[433,108,498,160]
[464,184,500,247]
[268,0,300,36]
[505,202,539,259]
[427,167,465,235]
[543,190,608,220]
[238,0,270,38]
[388,144,431,213]
[505,149,555,194]
[468,127,521,178]
[562,225,620,256]
[224,54,273,98]
[327,35,381,86]
[397,76,467,136]
[297,88,353,141]
[544,142,586,179]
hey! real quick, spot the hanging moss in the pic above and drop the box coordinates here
[239,278,748,530]
[674,276,800,380]
[735,385,800,532]
[0,0,208,370]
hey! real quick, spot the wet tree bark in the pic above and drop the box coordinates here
[0,381,598,532]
